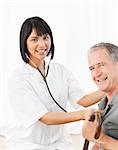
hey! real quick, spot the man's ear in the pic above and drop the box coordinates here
[116,62,118,68]
[115,62,118,74]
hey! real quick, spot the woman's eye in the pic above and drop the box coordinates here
[44,36,48,40]
[31,38,37,42]
[43,35,50,40]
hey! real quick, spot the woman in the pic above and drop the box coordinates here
[6,16,104,150]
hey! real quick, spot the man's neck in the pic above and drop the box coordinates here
[107,87,118,102]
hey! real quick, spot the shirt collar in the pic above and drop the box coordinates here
[108,91,118,106]
[99,91,118,110]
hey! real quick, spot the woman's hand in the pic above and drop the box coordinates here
[83,108,102,121]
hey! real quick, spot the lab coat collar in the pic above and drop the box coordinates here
[21,60,50,75]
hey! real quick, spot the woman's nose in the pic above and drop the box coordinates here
[37,39,46,48]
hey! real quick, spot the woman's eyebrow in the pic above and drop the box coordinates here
[30,36,38,38]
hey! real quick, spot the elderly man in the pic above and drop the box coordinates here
[82,42,118,150]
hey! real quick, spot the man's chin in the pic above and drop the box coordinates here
[98,87,106,92]
[96,84,106,92]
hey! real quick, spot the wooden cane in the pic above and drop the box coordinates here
[94,112,102,139]
[82,112,102,150]
[83,114,95,150]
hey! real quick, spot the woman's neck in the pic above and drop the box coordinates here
[28,57,45,76]
[37,61,45,76]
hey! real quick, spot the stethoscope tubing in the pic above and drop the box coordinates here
[36,66,67,112]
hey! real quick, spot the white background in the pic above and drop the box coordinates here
[0,0,118,133]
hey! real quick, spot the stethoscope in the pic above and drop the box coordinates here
[27,56,67,112]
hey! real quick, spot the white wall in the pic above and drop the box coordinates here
[0,0,118,133]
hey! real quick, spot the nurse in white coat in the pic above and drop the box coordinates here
[6,16,104,150]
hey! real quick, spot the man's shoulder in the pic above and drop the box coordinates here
[98,96,108,110]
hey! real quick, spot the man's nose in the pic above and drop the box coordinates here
[93,67,102,77]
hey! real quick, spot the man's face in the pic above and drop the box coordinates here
[88,48,118,93]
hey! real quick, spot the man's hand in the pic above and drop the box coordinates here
[94,131,118,150]
[82,111,102,141]
[82,118,97,141]
[83,126,118,150]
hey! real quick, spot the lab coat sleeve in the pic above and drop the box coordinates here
[7,76,48,128]
[64,67,86,109]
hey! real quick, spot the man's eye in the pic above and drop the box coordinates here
[89,67,94,71]
[98,62,105,67]
[101,62,105,66]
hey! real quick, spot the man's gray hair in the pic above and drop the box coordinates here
[88,42,118,62]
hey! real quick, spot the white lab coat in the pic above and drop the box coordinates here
[6,61,86,150]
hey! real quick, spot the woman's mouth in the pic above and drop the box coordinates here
[35,49,47,55]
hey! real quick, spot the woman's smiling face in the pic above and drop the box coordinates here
[26,28,51,63]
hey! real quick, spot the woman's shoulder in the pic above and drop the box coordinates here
[8,61,37,82]
[12,61,37,74]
